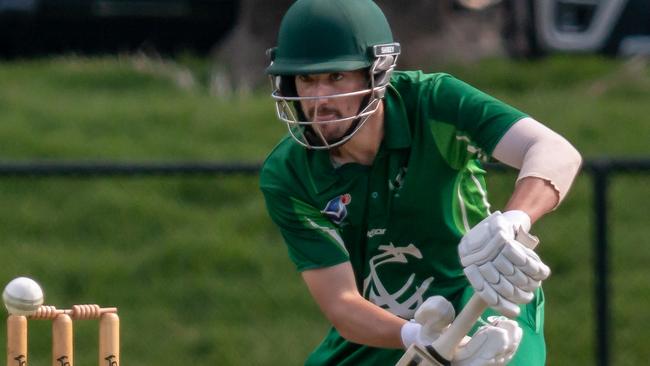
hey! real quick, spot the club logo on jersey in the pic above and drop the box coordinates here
[321,193,352,225]
[362,243,434,318]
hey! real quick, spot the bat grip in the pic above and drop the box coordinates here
[429,294,488,361]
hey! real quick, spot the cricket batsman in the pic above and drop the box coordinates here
[260,0,582,364]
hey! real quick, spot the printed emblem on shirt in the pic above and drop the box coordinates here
[362,243,434,318]
[321,193,352,225]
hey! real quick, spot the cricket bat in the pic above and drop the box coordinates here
[395,228,539,366]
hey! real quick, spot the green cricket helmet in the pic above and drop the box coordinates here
[266,0,401,149]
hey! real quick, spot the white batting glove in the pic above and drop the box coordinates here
[401,296,456,348]
[458,210,551,318]
[452,316,523,366]
[401,297,522,366]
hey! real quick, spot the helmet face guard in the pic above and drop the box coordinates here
[269,43,400,149]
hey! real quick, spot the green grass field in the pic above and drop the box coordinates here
[0,55,648,365]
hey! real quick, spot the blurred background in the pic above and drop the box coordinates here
[0,0,648,365]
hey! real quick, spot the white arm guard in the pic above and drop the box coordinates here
[493,117,582,206]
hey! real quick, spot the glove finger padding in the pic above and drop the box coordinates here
[414,296,456,341]
[452,317,523,366]
[486,316,523,364]
[402,296,456,348]
[464,265,523,318]
[493,255,535,289]
[476,262,535,303]
[501,240,551,282]
[460,229,509,267]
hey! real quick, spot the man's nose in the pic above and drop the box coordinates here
[304,85,330,116]
[311,80,334,100]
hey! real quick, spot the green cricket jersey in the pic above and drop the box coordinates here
[260,71,545,365]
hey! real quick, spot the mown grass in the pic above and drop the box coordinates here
[0,54,648,365]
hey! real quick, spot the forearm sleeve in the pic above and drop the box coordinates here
[493,117,582,206]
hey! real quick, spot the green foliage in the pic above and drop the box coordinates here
[0,55,648,365]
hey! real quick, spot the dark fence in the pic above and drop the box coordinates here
[0,161,261,177]
[582,158,650,366]
[1,157,648,366]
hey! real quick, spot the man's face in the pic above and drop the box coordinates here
[294,70,368,143]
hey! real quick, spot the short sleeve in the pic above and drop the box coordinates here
[426,74,528,167]
[261,188,350,272]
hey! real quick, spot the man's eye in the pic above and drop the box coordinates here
[297,75,311,82]
[330,73,343,81]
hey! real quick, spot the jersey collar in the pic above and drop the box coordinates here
[308,149,352,195]
[382,84,412,150]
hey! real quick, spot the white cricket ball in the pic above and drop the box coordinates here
[3,277,44,316]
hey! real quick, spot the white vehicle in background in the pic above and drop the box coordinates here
[461,0,650,57]
[507,0,650,57]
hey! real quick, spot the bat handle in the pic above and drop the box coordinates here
[429,294,488,361]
